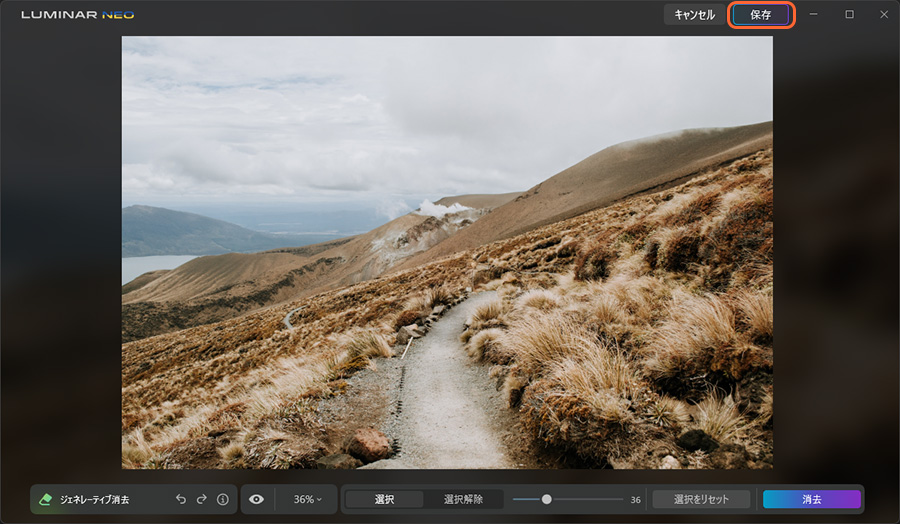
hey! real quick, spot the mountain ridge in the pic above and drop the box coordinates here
[122,205,343,258]
[393,121,772,272]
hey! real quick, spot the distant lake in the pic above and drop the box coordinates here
[122,255,198,285]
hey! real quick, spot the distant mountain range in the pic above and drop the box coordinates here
[122,205,342,257]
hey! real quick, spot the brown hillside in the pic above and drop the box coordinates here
[122,203,495,341]
[395,122,772,272]
[434,192,523,209]
[122,269,169,295]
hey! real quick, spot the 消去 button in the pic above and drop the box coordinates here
[763,490,862,509]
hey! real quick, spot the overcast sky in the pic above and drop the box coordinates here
[122,36,772,217]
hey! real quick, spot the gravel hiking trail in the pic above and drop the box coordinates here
[387,291,525,469]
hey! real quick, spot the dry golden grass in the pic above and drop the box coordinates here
[516,289,561,311]
[592,293,621,324]
[466,328,504,362]
[403,284,456,320]
[121,429,157,468]
[644,293,736,379]
[735,290,773,341]
[693,392,754,442]
[649,192,695,224]
[340,329,392,359]
[218,441,245,463]
[467,298,507,330]
[646,395,691,428]
[501,313,594,374]
[404,293,430,315]
[607,276,670,324]
[481,278,504,291]
[425,285,453,309]
[550,344,639,423]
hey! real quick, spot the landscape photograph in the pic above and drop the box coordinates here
[122,36,774,470]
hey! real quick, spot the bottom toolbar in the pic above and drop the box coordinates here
[30,484,863,516]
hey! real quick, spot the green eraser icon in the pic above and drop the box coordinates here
[39,493,52,506]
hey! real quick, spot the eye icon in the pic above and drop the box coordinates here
[248,494,265,505]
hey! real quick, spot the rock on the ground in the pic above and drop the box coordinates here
[396,327,412,346]
[316,454,362,469]
[677,429,720,453]
[660,455,681,469]
[345,428,391,463]
[397,325,423,346]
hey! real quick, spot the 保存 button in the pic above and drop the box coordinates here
[728,1,795,29]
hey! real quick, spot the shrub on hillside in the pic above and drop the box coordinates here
[693,392,755,443]
[516,289,561,311]
[702,189,773,268]
[644,294,771,398]
[555,242,578,259]
[466,328,509,363]
[574,244,615,281]
[519,379,658,467]
[425,286,453,308]
[550,343,639,422]
[403,294,431,318]
[395,310,421,330]
[467,299,507,331]
[502,313,593,374]
[645,395,690,428]
[667,191,719,228]
[341,329,392,359]
[329,354,370,379]
[735,291,774,344]
[660,227,702,272]
[618,222,650,247]
[592,294,622,325]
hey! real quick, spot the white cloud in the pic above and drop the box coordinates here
[375,199,413,221]
[122,36,773,206]
[415,199,471,218]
